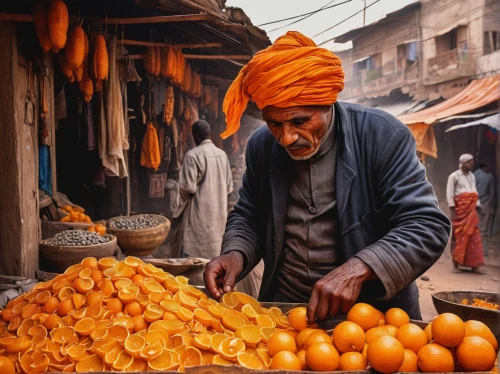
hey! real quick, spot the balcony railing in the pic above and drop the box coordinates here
[428,49,458,70]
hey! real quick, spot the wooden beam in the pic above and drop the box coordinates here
[0,12,78,22]
[184,54,252,60]
[87,14,210,25]
[121,39,222,49]
[118,54,146,60]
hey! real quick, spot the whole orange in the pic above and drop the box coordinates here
[297,350,308,370]
[0,356,15,374]
[366,336,405,373]
[338,351,367,371]
[269,351,301,370]
[306,342,340,371]
[456,336,496,372]
[303,331,332,349]
[268,331,297,357]
[347,303,380,331]
[107,298,124,314]
[398,349,418,372]
[124,301,142,317]
[417,343,455,372]
[365,325,397,344]
[464,320,498,351]
[423,322,432,342]
[295,328,320,349]
[332,321,365,353]
[288,307,309,331]
[395,323,428,354]
[431,313,465,347]
[385,308,410,328]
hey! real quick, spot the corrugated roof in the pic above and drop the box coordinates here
[398,75,500,125]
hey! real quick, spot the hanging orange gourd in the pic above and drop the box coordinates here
[140,123,161,170]
[48,0,68,53]
[174,49,185,86]
[74,64,83,82]
[93,34,108,91]
[153,47,161,77]
[165,46,177,80]
[33,0,53,53]
[182,63,191,94]
[144,46,154,75]
[160,47,168,78]
[79,76,93,102]
[165,85,174,124]
[66,25,85,69]
[58,52,74,83]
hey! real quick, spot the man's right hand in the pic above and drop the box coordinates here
[203,252,244,298]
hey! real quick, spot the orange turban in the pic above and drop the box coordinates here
[221,31,344,139]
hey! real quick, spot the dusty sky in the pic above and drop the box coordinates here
[225,0,417,50]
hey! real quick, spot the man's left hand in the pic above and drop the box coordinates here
[307,258,376,323]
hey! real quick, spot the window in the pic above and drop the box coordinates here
[484,31,499,55]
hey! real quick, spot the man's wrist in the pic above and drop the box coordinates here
[349,257,376,281]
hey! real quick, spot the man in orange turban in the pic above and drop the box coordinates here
[205,31,450,322]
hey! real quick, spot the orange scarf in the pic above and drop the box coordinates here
[221,31,344,139]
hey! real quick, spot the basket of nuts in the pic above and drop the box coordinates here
[39,230,118,273]
[106,214,170,257]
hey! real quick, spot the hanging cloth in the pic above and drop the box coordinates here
[39,144,52,195]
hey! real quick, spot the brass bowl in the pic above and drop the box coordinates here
[432,290,500,340]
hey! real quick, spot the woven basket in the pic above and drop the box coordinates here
[39,234,118,273]
[106,215,170,257]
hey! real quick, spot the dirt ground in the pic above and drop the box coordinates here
[418,232,500,321]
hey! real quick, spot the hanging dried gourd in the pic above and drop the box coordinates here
[165,46,177,80]
[48,0,68,53]
[33,0,53,53]
[153,47,161,77]
[183,97,191,122]
[57,52,74,83]
[144,46,155,75]
[182,63,191,94]
[160,48,168,78]
[177,91,185,117]
[66,25,85,69]
[140,122,161,170]
[74,64,83,82]
[79,76,93,102]
[174,49,185,86]
[92,34,108,91]
[165,85,174,124]
[202,85,210,107]
[210,86,219,118]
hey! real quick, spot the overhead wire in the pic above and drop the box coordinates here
[267,0,353,33]
[258,0,353,27]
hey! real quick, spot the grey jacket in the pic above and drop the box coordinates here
[221,102,450,318]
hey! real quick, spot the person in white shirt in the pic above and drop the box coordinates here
[446,154,486,274]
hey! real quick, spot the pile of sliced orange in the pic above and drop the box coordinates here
[0,257,498,373]
[462,298,499,310]
[0,256,294,373]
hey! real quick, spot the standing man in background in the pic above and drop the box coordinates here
[474,163,495,254]
[155,120,233,259]
[446,154,486,274]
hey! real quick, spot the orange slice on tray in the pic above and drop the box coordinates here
[180,346,203,367]
[148,351,175,371]
[112,350,134,370]
[222,292,240,309]
[222,315,245,331]
[97,257,117,271]
[193,308,213,327]
[219,338,245,361]
[72,294,86,310]
[178,291,198,311]
[213,354,233,366]
[256,314,276,328]
[140,341,164,360]
[141,279,165,295]
[74,318,96,336]
[66,344,89,362]
[76,354,104,373]
[192,334,211,351]
[104,347,122,365]
[124,334,145,358]
[237,351,264,370]
[236,325,262,346]
[127,357,148,371]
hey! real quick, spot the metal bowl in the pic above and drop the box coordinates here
[432,291,500,339]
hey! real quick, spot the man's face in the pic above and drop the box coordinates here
[262,106,332,160]
[463,159,474,172]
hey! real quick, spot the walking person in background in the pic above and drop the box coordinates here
[474,163,495,254]
[446,154,486,274]
[154,120,233,260]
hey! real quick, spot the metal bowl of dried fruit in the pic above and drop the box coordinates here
[432,291,500,339]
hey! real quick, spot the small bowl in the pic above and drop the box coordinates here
[432,290,500,339]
